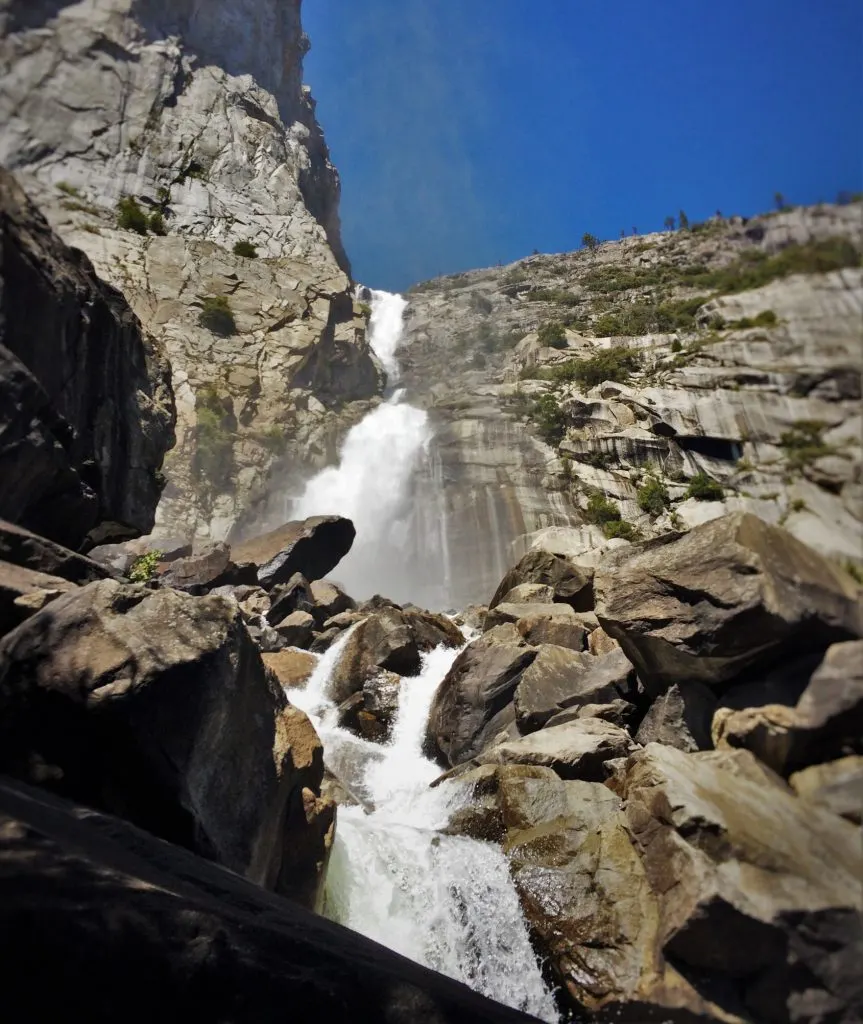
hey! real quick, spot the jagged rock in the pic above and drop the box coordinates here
[156,542,255,593]
[514,613,587,651]
[484,601,577,631]
[310,578,356,622]
[545,699,639,732]
[595,513,862,692]
[789,756,863,824]
[310,627,342,653]
[614,743,863,1023]
[476,718,637,781]
[425,641,537,768]
[402,606,465,649]
[476,622,530,647]
[262,650,317,691]
[635,682,717,752]
[0,560,77,635]
[0,518,111,583]
[489,549,594,611]
[454,604,490,632]
[0,777,539,1024]
[587,625,620,656]
[246,621,283,653]
[0,169,174,549]
[233,516,355,590]
[362,670,402,737]
[498,583,555,604]
[0,579,333,905]
[274,610,316,649]
[514,646,636,733]
[336,693,366,734]
[266,573,315,625]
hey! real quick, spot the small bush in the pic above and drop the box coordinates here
[117,196,149,235]
[531,394,566,445]
[844,561,863,585]
[685,472,724,501]
[129,550,162,583]
[637,476,670,516]
[551,347,642,388]
[780,419,831,470]
[582,232,600,250]
[603,519,640,541]
[233,240,258,259]
[528,288,580,306]
[199,296,237,337]
[585,492,621,526]
[727,309,777,330]
[193,385,236,490]
[148,211,167,236]
[670,339,683,352]
[537,321,567,348]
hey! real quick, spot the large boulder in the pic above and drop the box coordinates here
[0,777,543,1024]
[0,579,333,905]
[156,542,255,593]
[489,548,594,611]
[0,559,76,635]
[615,743,863,1023]
[0,169,175,549]
[514,646,635,733]
[310,578,356,622]
[0,518,111,583]
[232,516,356,590]
[515,613,587,650]
[484,601,577,632]
[635,681,717,752]
[789,756,863,825]
[425,640,536,767]
[595,513,862,692]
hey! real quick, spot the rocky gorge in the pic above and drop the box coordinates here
[0,2,862,1023]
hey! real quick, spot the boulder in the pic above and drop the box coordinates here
[362,670,402,737]
[476,718,637,781]
[425,641,536,767]
[615,743,863,1023]
[498,583,555,604]
[0,169,175,549]
[232,516,356,590]
[246,621,283,653]
[0,579,333,905]
[157,543,255,593]
[454,604,488,632]
[401,606,465,649]
[274,610,316,649]
[515,613,587,651]
[635,682,717,752]
[310,626,343,654]
[514,646,635,733]
[310,578,356,622]
[0,518,111,583]
[0,559,76,635]
[0,777,542,1024]
[789,756,863,825]
[545,699,639,732]
[595,513,862,692]
[262,650,317,691]
[489,548,594,611]
[484,601,577,631]
[587,625,620,656]
[266,573,315,625]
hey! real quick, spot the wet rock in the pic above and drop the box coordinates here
[0,560,77,635]
[425,641,536,767]
[0,518,111,584]
[309,578,356,622]
[266,573,315,625]
[0,579,333,904]
[454,604,488,632]
[362,670,402,736]
[789,756,863,824]
[232,516,356,591]
[514,613,587,651]
[595,513,862,692]
[0,169,175,549]
[336,693,366,734]
[489,548,594,612]
[476,718,637,781]
[401,606,465,649]
[274,610,316,649]
[635,682,717,752]
[484,601,577,632]
[310,627,343,654]
[514,646,635,733]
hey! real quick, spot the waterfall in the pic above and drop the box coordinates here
[285,632,560,1022]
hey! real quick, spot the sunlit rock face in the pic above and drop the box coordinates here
[0,0,382,542]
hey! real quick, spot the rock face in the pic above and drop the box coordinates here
[0,168,175,549]
[0,579,333,905]
[232,516,356,590]
[0,777,542,1024]
[594,512,862,691]
[0,518,112,584]
[0,0,382,541]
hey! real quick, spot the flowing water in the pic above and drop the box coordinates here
[285,631,559,1022]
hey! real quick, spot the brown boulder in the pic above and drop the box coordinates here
[232,516,355,590]
[157,543,255,593]
[545,699,639,732]
[266,572,315,624]
[789,756,863,825]
[484,601,577,631]
[262,649,317,691]
[310,578,356,622]
[0,518,112,583]
[595,513,862,692]
[0,579,333,905]
[635,682,717,752]
[489,548,594,611]
[515,613,587,650]
[0,559,76,635]
[274,610,316,649]
[498,583,555,604]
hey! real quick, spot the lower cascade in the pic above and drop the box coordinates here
[286,631,560,1023]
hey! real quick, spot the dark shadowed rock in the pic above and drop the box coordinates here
[489,548,594,611]
[156,543,256,593]
[232,516,355,590]
[0,559,76,635]
[595,513,862,692]
[274,610,316,649]
[635,682,717,752]
[0,579,333,905]
[545,699,639,732]
[425,641,536,768]
[0,169,175,549]
[0,518,112,583]
[484,601,577,631]
[0,777,543,1024]
[266,573,315,624]
[310,578,356,622]
[514,646,635,733]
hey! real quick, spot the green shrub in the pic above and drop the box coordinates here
[199,296,237,337]
[582,232,599,250]
[531,394,566,445]
[585,492,621,526]
[593,295,709,337]
[528,288,580,306]
[843,561,863,585]
[193,386,236,489]
[537,321,567,348]
[148,211,167,236]
[129,550,162,583]
[779,419,831,469]
[116,196,149,235]
[685,472,724,501]
[57,181,81,198]
[670,338,683,352]
[233,240,258,259]
[637,476,670,516]
[551,347,642,388]
[471,351,487,369]
[603,519,640,541]
[727,309,777,329]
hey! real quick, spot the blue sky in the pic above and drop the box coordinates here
[303,0,862,291]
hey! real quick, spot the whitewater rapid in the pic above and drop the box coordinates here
[285,631,559,1022]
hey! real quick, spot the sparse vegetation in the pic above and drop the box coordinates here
[537,321,567,348]
[148,211,167,236]
[257,424,287,452]
[129,550,162,583]
[528,288,580,306]
[585,492,622,526]
[593,295,708,336]
[233,240,258,259]
[603,519,640,541]
[844,561,863,585]
[637,476,670,516]
[117,195,149,235]
[198,295,237,337]
[193,385,236,490]
[725,309,777,330]
[531,394,567,445]
[357,302,372,317]
[582,232,599,250]
[780,419,832,470]
[685,472,724,501]
[57,181,81,197]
